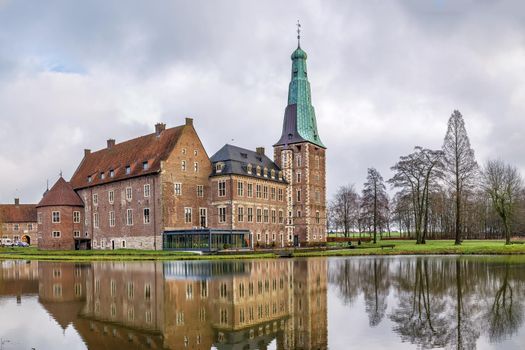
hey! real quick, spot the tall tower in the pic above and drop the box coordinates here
[274,27,327,246]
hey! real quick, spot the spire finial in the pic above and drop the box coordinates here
[59,170,63,178]
[296,20,301,47]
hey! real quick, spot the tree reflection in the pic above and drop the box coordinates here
[484,264,523,343]
[362,258,389,326]
[389,258,448,348]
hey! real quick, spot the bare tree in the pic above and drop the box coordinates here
[389,147,443,244]
[361,168,389,244]
[481,160,523,244]
[442,110,479,245]
[329,185,360,237]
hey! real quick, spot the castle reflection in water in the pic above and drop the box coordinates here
[0,259,327,350]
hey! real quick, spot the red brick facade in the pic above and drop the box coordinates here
[0,200,37,246]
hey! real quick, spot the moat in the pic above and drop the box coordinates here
[1,256,525,349]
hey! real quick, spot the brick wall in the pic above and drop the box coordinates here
[37,205,84,250]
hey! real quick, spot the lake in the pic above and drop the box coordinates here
[0,256,524,349]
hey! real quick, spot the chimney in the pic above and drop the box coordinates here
[84,149,91,157]
[155,123,166,136]
[14,198,19,206]
[185,117,193,126]
[107,139,115,149]
[256,147,265,155]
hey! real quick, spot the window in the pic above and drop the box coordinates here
[74,231,80,238]
[87,176,92,183]
[13,224,19,231]
[278,188,283,201]
[109,211,115,227]
[93,193,98,205]
[271,187,276,200]
[108,190,114,204]
[256,166,261,176]
[100,172,105,180]
[182,148,187,155]
[218,207,227,223]
[297,190,301,202]
[256,185,262,198]
[181,160,186,171]
[218,180,226,197]
[174,183,182,196]
[263,209,269,223]
[144,284,152,300]
[263,186,268,199]
[143,161,149,170]
[194,149,198,156]
[52,231,61,238]
[28,224,33,231]
[247,164,252,174]
[237,182,244,196]
[215,162,224,173]
[297,172,301,183]
[247,208,253,222]
[238,206,244,222]
[194,162,199,172]
[144,184,151,197]
[278,210,284,224]
[297,210,301,218]
[109,169,115,178]
[73,211,80,224]
[93,213,99,228]
[197,185,204,197]
[296,154,302,167]
[37,213,42,224]
[271,210,276,224]
[247,183,253,197]
[316,211,320,224]
[125,165,131,175]
[256,209,262,223]
[143,208,150,224]
[199,208,207,227]
[52,211,60,223]
[126,187,132,200]
[263,168,268,177]
[315,190,320,203]
[126,209,133,226]
[184,207,192,224]
[271,169,276,179]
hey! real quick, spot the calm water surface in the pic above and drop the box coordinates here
[1,256,525,349]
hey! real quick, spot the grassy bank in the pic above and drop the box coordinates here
[0,247,276,261]
[1,240,525,261]
[295,240,525,257]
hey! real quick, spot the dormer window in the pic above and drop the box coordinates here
[240,153,248,159]
[109,169,115,178]
[87,176,92,183]
[125,165,131,175]
[143,161,149,170]
[247,164,252,174]
[263,168,268,177]
[256,166,261,176]
[100,172,105,180]
[271,169,276,179]
[278,171,283,181]
[216,162,224,173]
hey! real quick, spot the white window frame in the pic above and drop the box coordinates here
[126,187,133,200]
[109,211,115,227]
[144,184,151,198]
[73,211,81,223]
[174,183,182,196]
[218,181,226,197]
[197,185,204,197]
[52,231,61,238]
[108,190,114,204]
[218,207,227,223]
[184,207,192,224]
[93,193,98,205]
[52,211,60,223]
[126,209,133,226]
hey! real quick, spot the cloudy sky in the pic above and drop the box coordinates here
[1,0,524,203]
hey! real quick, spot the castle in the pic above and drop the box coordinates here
[3,40,326,251]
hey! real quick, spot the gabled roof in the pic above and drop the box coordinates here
[210,144,286,184]
[69,125,185,190]
[37,177,84,208]
[0,204,37,223]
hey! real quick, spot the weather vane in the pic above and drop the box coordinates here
[296,20,301,47]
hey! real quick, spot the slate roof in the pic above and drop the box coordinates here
[210,144,286,183]
[70,125,185,190]
[37,177,84,208]
[0,204,37,223]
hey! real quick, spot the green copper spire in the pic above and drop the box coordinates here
[275,23,325,148]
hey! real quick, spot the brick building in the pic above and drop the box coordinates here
[0,198,37,245]
[37,41,326,250]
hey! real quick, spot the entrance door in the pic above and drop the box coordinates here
[293,235,299,247]
[111,240,115,250]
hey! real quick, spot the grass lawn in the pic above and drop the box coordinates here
[295,239,525,257]
[1,240,524,261]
